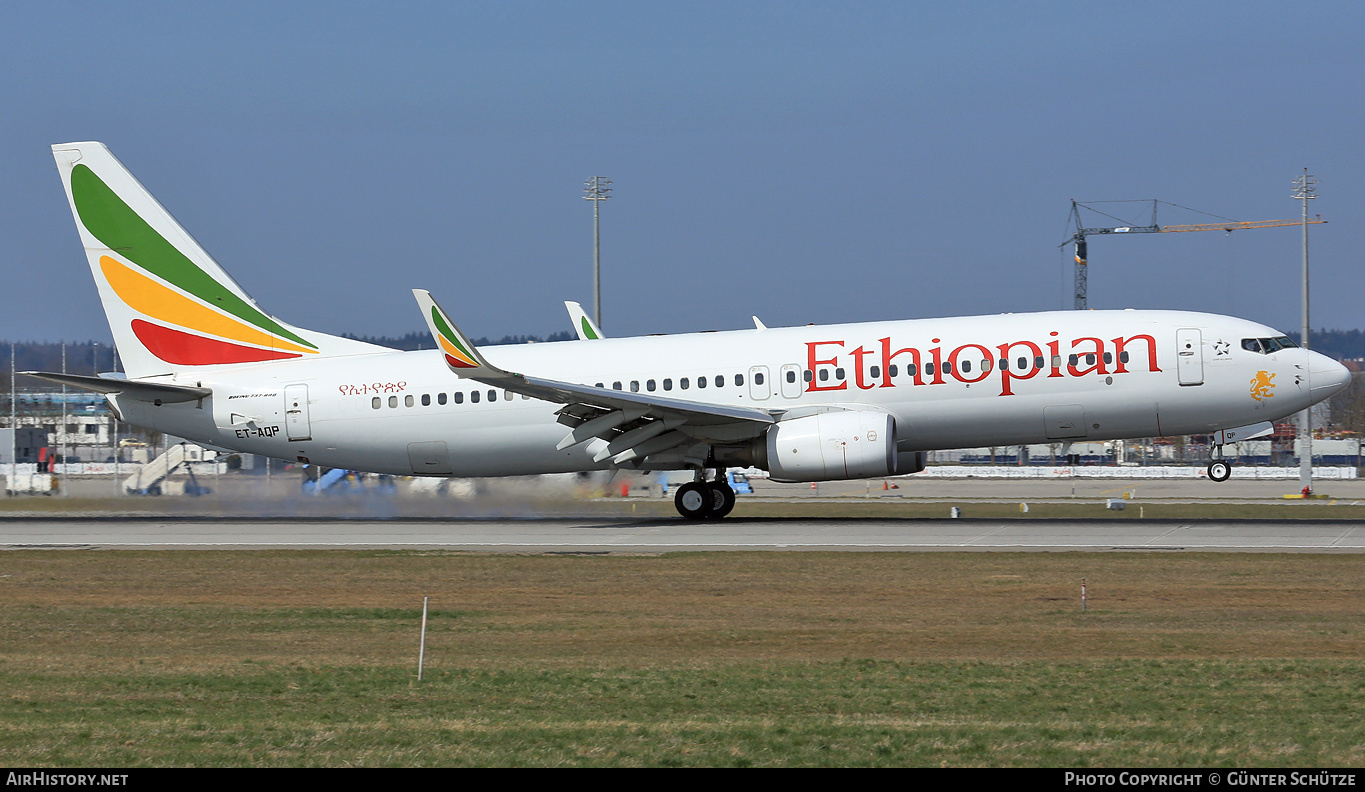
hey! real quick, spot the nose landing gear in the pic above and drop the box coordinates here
[1207,442,1232,482]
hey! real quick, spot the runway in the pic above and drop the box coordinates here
[2,516,1362,552]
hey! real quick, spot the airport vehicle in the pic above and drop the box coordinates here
[31,142,1351,519]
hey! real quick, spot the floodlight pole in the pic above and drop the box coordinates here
[9,344,14,487]
[1293,169,1317,494]
[583,177,612,330]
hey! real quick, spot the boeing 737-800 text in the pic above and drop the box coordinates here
[30,143,1351,518]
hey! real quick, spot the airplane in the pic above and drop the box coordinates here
[30,142,1352,519]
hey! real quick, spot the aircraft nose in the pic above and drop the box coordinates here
[1309,351,1351,397]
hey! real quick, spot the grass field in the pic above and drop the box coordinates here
[1,550,1361,766]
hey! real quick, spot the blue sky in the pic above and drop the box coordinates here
[2,1,1361,344]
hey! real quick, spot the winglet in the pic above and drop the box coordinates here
[565,301,605,340]
[413,289,509,377]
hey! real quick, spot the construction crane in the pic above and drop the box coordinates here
[1063,199,1326,310]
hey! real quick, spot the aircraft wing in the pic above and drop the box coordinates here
[565,301,605,340]
[414,289,775,464]
[20,371,210,404]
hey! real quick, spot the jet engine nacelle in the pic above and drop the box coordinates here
[763,410,901,482]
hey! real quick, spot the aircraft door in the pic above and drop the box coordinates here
[780,364,803,399]
[284,384,312,441]
[749,366,771,400]
[1176,328,1203,386]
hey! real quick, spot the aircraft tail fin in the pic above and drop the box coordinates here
[50,142,382,378]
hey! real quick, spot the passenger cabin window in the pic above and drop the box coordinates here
[437,393,447,405]
[803,370,813,382]
[681,378,690,389]
[663,378,673,391]
[715,375,724,388]
[471,391,480,403]
[888,364,898,378]
[454,392,464,404]
[786,370,796,383]
[869,366,880,380]
[754,372,764,385]
[735,374,744,386]
[698,376,707,388]
[835,368,845,380]
[372,397,381,410]
[647,379,656,392]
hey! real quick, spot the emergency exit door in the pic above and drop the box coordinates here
[285,384,312,441]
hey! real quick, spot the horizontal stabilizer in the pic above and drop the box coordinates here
[20,371,210,404]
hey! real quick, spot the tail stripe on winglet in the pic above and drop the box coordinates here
[430,306,479,368]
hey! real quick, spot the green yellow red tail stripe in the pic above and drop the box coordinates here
[69,162,318,366]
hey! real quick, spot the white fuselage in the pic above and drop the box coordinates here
[110,309,1346,478]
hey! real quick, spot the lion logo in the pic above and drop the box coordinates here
[1250,370,1276,402]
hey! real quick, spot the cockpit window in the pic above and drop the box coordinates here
[1241,336,1299,354]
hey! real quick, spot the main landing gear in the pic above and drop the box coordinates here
[1207,444,1232,482]
[674,469,737,520]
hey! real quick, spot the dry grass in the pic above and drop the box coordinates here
[0,550,1361,766]
[1,550,1360,671]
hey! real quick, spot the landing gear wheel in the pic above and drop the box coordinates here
[1208,460,1232,482]
[675,482,714,520]
[707,482,736,519]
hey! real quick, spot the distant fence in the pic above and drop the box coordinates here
[2,462,227,476]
